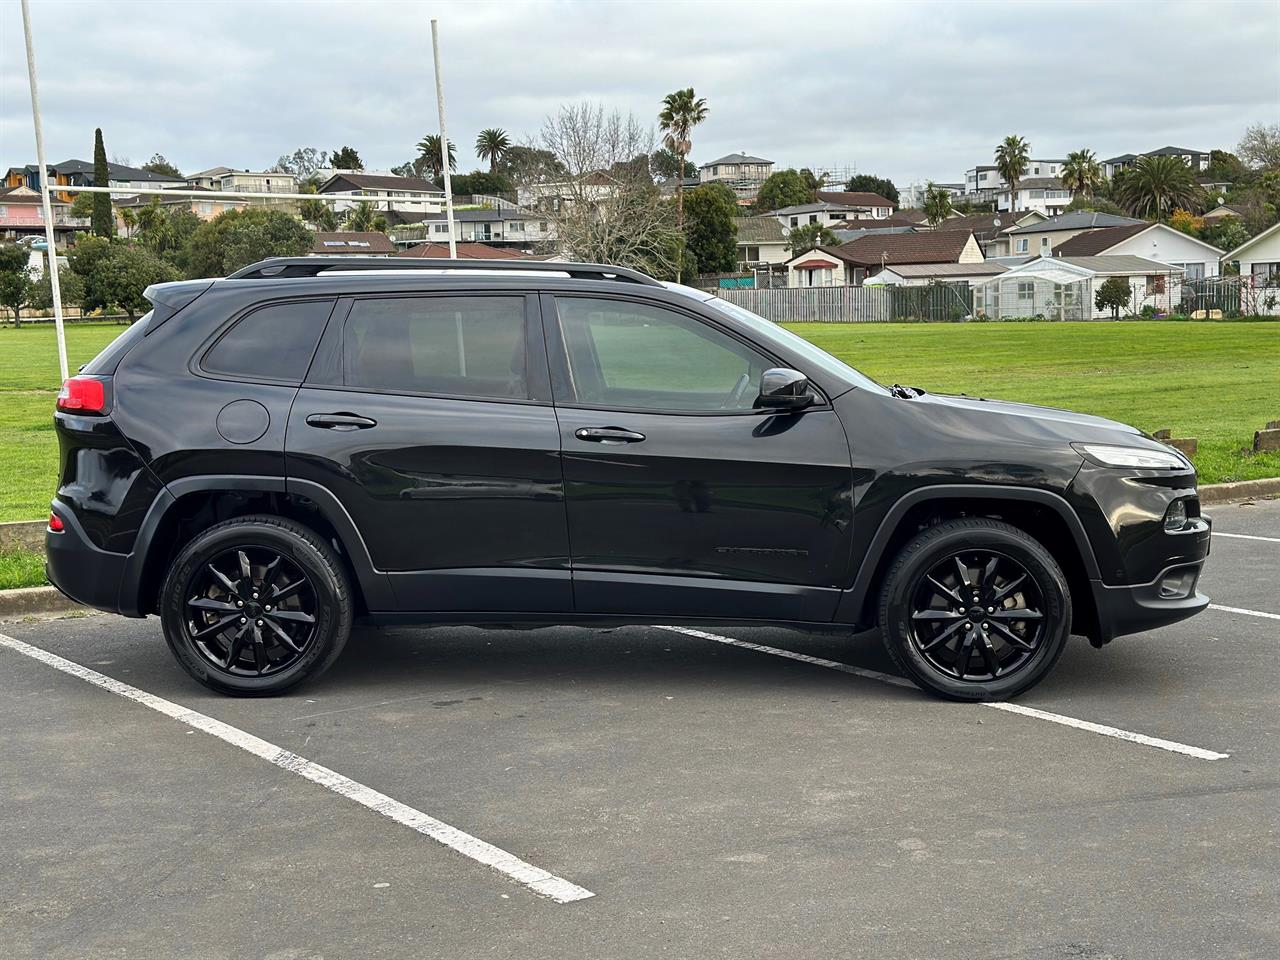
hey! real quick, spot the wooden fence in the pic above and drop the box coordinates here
[717,283,973,323]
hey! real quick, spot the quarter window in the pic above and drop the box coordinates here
[555,297,770,412]
[344,296,527,400]
[203,300,333,382]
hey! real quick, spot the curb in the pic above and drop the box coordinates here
[0,519,46,553]
[0,585,84,621]
[1199,478,1280,505]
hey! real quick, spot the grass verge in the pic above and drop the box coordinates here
[0,550,48,590]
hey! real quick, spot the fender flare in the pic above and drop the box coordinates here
[121,475,394,615]
[836,483,1100,625]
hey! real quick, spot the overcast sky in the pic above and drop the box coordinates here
[2,0,1278,187]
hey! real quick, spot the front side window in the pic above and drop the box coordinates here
[344,296,527,400]
[203,300,333,382]
[555,297,770,412]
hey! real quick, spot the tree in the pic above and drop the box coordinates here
[799,168,826,194]
[1206,149,1248,185]
[682,181,738,275]
[91,128,114,237]
[1117,155,1202,219]
[1238,123,1280,170]
[475,128,512,174]
[1169,208,1204,236]
[1095,275,1132,319]
[650,148,695,181]
[657,87,709,230]
[0,243,33,325]
[785,222,838,254]
[754,169,813,212]
[923,182,953,226]
[845,174,899,206]
[69,191,94,219]
[118,206,138,238]
[994,135,1031,211]
[536,102,681,279]
[347,201,384,232]
[28,262,84,315]
[298,179,338,231]
[271,147,329,178]
[67,237,179,321]
[329,145,363,171]
[450,170,515,199]
[495,145,566,184]
[183,207,314,278]
[142,153,182,178]
[1061,149,1103,198]
[416,135,457,184]
[1201,218,1248,254]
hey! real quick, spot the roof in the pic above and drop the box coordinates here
[702,153,772,167]
[792,258,839,270]
[318,172,442,194]
[309,232,396,255]
[1003,177,1066,191]
[733,216,786,244]
[1106,146,1207,163]
[419,207,541,223]
[50,159,184,184]
[833,215,924,229]
[834,229,977,267]
[187,166,234,179]
[815,190,895,209]
[1050,222,1152,255]
[0,187,65,205]
[115,187,245,208]
[395,242,531,260]
[772,200,863,216]
[1222,219,1280,262]
[982,254,1182,285]
[883,262,1009,278]
[1056,255,1186,275]
[941,213,1022,242]
[1007,212,1145,235]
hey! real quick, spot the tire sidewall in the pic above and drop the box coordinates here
[161,521,348,695]
[882,523,1070,701]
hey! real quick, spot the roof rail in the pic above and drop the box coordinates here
[225,257,663,286]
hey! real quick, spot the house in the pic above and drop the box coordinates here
[1222,220,1280,282]
[973,255,1186,319]
[1003,211,1145,257]
[517,172,618,212]
[1105,146,1211,180]
[214,169,297,196]
[0,186,88,241]
[939,211,1047,257]
[395,241,538,260]
[899,181,964,208]
[867,262,1009,287]
[185,166,234,191]
[115,186,249,225]
[1053,221,1223,280]
[308,232,396,256]
[733,216,788,268]
[996,177,1074,216]
[786,229,982,287]
[815,190,895,218]
[964,159,1066,201]
[410,207,555,248]
[770,200,870,229]
[1201,204,1243,223]
[6,159,184,202]
[698,153,774,201]
[317,172,443,214]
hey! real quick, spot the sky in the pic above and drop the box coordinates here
[2,0,1278,189]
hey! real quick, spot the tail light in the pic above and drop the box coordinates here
[56,376,110,414]
[48,512,65,533]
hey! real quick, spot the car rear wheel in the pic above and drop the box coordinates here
[878,518,1071,701]
[160,515,352,696]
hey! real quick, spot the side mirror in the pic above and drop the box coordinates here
[757,367,815,410]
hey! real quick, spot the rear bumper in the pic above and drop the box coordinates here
[45,501,136,616]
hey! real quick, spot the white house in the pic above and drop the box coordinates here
[1053,221,1223,280]
[699,153,774,201]
[815,190,895,219]
[1104,146,1212,180]
[787,229,982,287]
[733,216,789,268]
[215,170,298,195]
[965,159,1066,200]
[1004,211,1145,258]
[1222,222,1280,315]
[318,172,443,214]
[996,177,1074,216]
[770,200,867,229]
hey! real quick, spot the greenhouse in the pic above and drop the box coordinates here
[971,257,1093,321]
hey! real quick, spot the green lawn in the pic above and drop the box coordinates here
[0,320,1277,527]
[0,549,47,590]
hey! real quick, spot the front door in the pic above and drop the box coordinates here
[544,293,854,622]
[287,292,571,612]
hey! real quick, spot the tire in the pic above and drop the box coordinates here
[160,515,353,696]
[877,518,1071,701]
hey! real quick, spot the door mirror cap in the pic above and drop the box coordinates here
[757,367,815,410]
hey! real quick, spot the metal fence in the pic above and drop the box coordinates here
[1181,276,1280,317]
[717,283,973,323]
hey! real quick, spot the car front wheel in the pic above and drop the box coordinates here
[878,518,1071,701]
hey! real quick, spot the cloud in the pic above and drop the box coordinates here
[2,0,1277,187]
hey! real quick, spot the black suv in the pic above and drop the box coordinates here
[47,257,1211,700]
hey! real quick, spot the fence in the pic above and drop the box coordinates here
[718,283,973,323]
[1181,275,1280,317]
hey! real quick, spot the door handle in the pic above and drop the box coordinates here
[306,413,377,431]
[575,426,645,444]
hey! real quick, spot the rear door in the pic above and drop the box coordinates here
[544,293,855,622]
[286,291,571,613]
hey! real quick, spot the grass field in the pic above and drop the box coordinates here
[1,319,1278,526]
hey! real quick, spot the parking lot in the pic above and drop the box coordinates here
[2,498,1277,960]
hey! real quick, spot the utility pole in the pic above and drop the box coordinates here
[431,19,457,259]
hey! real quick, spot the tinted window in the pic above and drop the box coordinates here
[344,296,527,399]
[555,297,769,412]
[203,300,332,382]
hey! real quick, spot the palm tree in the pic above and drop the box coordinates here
[923,182,953,226]
[118,207,137,239]
[416,134,457,183]
[347,201,376,232]
[1117,155,1202,220]
[994,135,1031,212]
[1061,149,1103,199]
[658,87,709,228]
[475,128,511,175]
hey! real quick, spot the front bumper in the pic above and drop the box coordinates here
[46,500,131,615]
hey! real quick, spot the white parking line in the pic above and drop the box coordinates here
[0,633,594,904]
[1212,532,1280,544]
[656,625,1229,761]
[1208,603,1280,621]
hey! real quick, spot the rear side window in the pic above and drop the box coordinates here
[343,296,527,400]
[203,300,333,382]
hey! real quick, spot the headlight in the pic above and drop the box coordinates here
[1072,443,1187,469]
[1164,498,1188,532]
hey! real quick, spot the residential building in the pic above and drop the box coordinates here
[770,200,870,229]
[1222,220,1280,283]
[1201,204,1243,223]
[408,207,555,248]
[185,166,234,190]
[0,186,89,241]
[996,177,1074,216]
[395,242,542,260]
[317,172,443,214]
[1004,211,1145,257]
[1104,146,1211,179]
[215,169,298,196]
[940,211,1047,257]
[5,159,184,202]
[308,232,396,256]
[973,254,1186,319]
[115,186,249,226]
[698,153,774,201]
[899,181,964,209]
[1053,221,1223,280]
[815,190,895,218]
[786,229,982,287]
[517,173,618,212]
[964,159,1066,201]
[733,216,789,268]
[868,262,1009,287]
